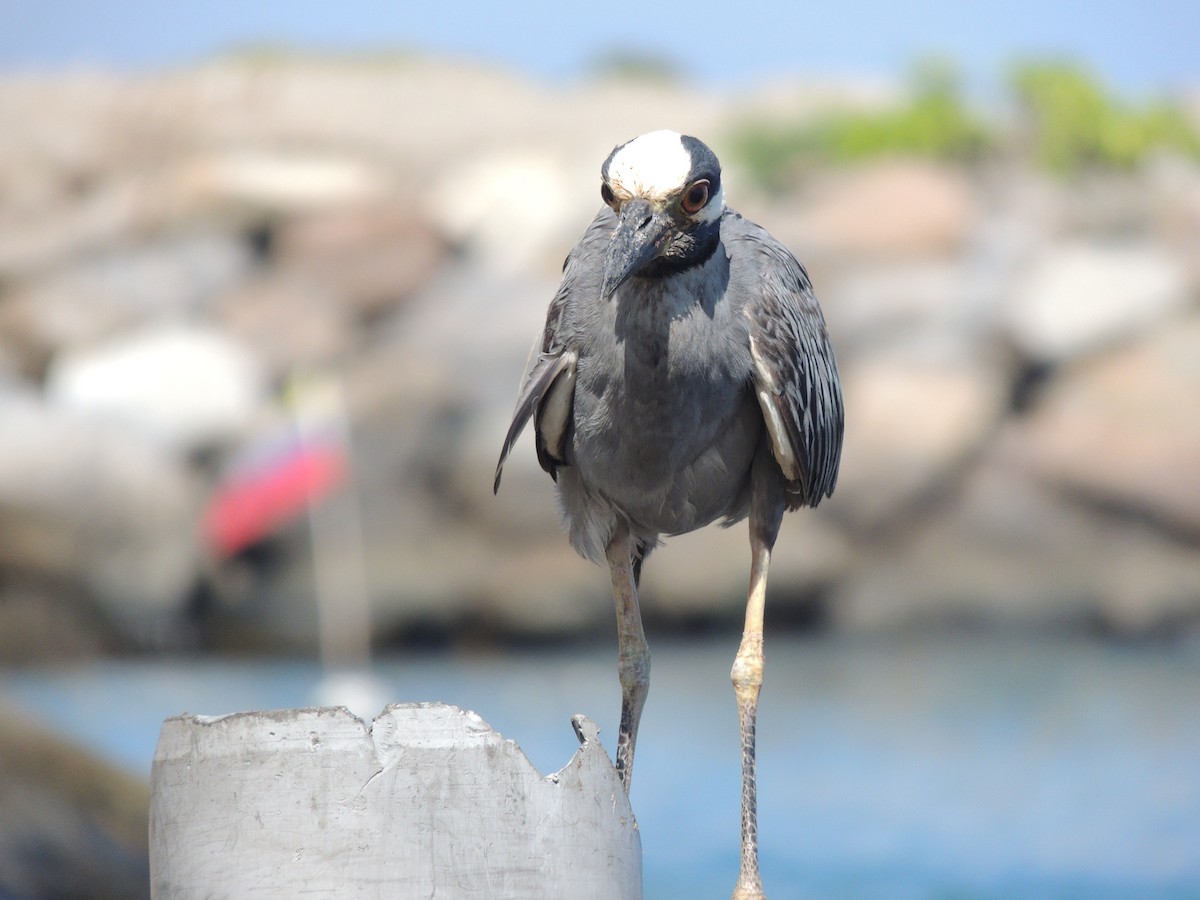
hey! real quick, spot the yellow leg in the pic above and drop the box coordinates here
[731,529,770,900]
[606,521,650,793]
[732,448,786,900]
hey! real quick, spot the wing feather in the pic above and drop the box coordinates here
[494,210,613,493]
[739,224,844,509]
[493,350,575,493]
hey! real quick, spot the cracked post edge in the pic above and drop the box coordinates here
[571,713,602,747]
[159,705,626,797]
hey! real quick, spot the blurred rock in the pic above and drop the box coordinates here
[829,261,972,350]
[455,405,571,541]
[642,514,851,623]
[1006,313,1200,537]
[46,325,266,452]
[0,702,149,900]
[477,542,612,636]
[834,459,1200,634]
[832,357,1008,530]
[795,162,977,259]
[1145,155,1200,284]
[170,151,391,216]
[351,261,557,427]
[1004,241,1191,362]
[339,264,582,639]
[0,579,112,664]
[424,149,588,275]
[0,231,254,376]
[0,178,151,280]
[824,257,1007,370]
[272,203,449,319]
[212,273,357,378]
[0,391,202,644]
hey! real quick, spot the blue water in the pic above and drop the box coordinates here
[5,633,1200,898]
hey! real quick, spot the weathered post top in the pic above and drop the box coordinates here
[150,702,642,899]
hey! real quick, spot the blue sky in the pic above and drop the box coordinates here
[3,1,1197,96]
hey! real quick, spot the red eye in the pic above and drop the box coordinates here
[681,180,710,215]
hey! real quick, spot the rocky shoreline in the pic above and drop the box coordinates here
[1,56,1198,656]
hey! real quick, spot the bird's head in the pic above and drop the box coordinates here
[598,130,725,298]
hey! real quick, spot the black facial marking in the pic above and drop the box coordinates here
[680,134,722,194]
[639,215,722,279]
[599,133,724,283]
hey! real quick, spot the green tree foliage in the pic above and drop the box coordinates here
[730,58,1200,186]
[1010,61,1200,173]
[587,49,684,84]
[730,59,992,189]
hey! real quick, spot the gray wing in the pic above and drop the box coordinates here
[492,346,575,492]
[729,213,844,509]
[493,209,613,493]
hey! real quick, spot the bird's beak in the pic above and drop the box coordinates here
[601,198,673,299]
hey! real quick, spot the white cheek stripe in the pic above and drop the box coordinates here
[695,182,725,222]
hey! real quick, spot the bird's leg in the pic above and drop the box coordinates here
[731,456,786,900]
[606,521,650,793]
[731,530,770,899]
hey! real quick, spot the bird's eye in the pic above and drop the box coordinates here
[681,180,710,215]
[601,182,617,208]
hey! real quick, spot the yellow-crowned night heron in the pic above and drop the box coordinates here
[494,130,844,899]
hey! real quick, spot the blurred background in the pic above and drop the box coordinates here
[2,2,1199,898]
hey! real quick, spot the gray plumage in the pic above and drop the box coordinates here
[492,130,843,900]
[494,204,843,562]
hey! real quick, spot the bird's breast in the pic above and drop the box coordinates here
[564,275,759,532]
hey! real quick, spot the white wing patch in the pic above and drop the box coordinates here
[537,350,577,461]
[748,332,801,482]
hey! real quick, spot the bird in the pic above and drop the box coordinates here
[493,129,843,900]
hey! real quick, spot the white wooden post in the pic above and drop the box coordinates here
[149,702,642,899]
